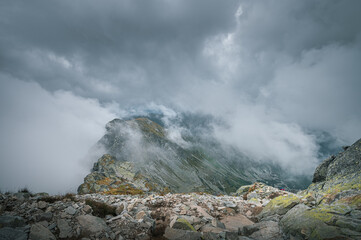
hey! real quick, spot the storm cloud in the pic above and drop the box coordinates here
[1,0,360,192]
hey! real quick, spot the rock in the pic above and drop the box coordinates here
[258,194,300,219]
[163,227,202,240]
[29,223,56,240]
[57,219,73,238]
[37,201,47,209]
[172,218,195,231]
[0,227,27,240]
[220,214,254,232]
[312,155,335,183]
[35,212,53,222]
[77,215,109,236]
[0,215,25,228]
[242,221,280,240]
[115,204,124,215]
[83,205,92,214]
[136,210,146,220]
[211,218,225,229]
[64,206,76,215]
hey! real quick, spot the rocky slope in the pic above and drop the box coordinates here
[78,117,309,195]
[0,143,360,240]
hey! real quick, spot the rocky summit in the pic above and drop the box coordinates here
[0,138,360,239]
[78,117,309,195]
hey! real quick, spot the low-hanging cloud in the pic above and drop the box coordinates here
[0,76,116,193]
[1,0,361,192]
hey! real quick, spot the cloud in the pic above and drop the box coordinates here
[0,76,116,193]
[0,0,361,191]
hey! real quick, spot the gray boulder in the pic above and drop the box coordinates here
[76,215,109,236]
[0,227,27,240]
[163,227,202,240]
[29,223,56,240]
[0,215,25,228]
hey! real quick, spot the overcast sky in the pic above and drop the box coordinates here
[1,0,361,193]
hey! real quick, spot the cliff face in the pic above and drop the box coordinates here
[78,117,306,195]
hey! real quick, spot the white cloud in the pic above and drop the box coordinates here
[0,76,116,193]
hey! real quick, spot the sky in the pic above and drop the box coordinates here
[1,0,361,193]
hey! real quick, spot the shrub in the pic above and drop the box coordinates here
[18,187,31,193]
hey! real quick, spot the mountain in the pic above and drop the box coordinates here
[78,117,310,195]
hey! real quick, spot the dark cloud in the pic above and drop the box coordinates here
[0,0,360,192]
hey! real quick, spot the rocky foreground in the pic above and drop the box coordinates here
[1,139,360,240]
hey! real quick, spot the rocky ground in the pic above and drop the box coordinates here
[0,183,288,240]
[1,140,360,240]
[1,179,360,240]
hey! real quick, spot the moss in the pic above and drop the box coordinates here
[176,218,196,232]
[339,194,361,208]
[104,184,144,195]
[264,195,300,211]
[134,118,165,138]
[96,177,113,186]
[304,204,350,224]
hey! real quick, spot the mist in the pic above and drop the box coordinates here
[1,0,360,193]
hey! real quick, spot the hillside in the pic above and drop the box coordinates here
[78,117,309,195]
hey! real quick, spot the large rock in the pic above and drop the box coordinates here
[312,155,335,183]
[29,223,56,240]
[163,227,202,240]
[242,221,281,240]
[57,219,73,238]
[172,218,195,231]
[0,227,27,240]
[0,215,25,228]
[76,215,109,236]
[258,194,300,219]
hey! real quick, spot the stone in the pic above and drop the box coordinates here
[29,223,56,240]
[0,227,27,240]
[83,205,92,214]
[57,219,73,238]
[258,194,300,219]
[0,215,25,228]
[211,218,225,229]
[37,201,47,209]
[243,221,280,240]
[136,210,146,220]
[220,214,254,232]
[312,155,335,183]
[172,218,195,231]
[35,212,53,222]
[77,215,109,236]
[64,206,76,215]
[115,204,124,215]
[163,227,202,240]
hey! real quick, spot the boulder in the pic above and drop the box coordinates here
[76,215,109,236]
[29,223,56,240]
[0,227,27,240]
[172,218,195,231]
[163,227,202,240]
[220,214,254,232]
[0,215,25,228]
[57,219,73,238]
[258,194,300,219]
